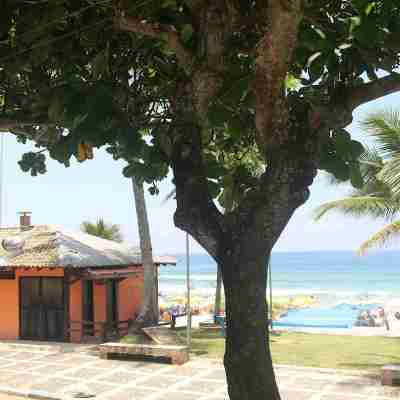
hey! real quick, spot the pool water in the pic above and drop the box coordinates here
[273,303,380,329]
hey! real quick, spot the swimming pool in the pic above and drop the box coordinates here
[273,303,380,329]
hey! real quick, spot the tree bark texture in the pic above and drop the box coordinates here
[164,3,316,393]
[214,264,223,321]
[132,178,159,326]
[221,247,278,400]
[168,79,317,399]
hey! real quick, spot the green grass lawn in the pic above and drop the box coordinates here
[177,328,400,374]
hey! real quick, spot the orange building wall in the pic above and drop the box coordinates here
[0,268,65,340]
[0,266,145,343]
[0,279,19,339]
[118,270,144,322]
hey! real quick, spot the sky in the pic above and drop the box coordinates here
[1,92,399,255]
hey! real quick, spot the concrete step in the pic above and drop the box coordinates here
[0,340,100,355]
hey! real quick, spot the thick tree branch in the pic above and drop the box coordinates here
[345,73,400,111]
[191,3,233,124]
[173,169,224,260]
[0,117,46,133]
[169,83,225,260]
[0,119,22,132]
[309,73,400,134]
[254,0,303,155]
[114,15,192,69]
[0,117,58,147]
[172,129,225,259]
[229,146,317,249]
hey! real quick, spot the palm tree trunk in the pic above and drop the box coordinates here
[131,178,158,326]
[214,264,223,322]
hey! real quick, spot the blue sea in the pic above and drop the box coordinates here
[158,251,400,306]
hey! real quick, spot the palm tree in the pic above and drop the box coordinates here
[131,178,158,326]
[81,186,158,326]
[315,110,400,254]
[81,218,123,242]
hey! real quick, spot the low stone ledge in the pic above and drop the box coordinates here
[382,364,400,386]
[99,342,189,365]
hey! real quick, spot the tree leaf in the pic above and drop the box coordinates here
[162,0,177,8]
[350,162,364,189]
[180,24,194,43]
[48,97,64,122]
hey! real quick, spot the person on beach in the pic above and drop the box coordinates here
[357,310,376,327]
[378,308,390,331]
[170,306,178,329]
[371,307,390,330]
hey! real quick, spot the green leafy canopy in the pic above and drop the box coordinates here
[1,1,400,204]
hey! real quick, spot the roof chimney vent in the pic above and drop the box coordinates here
[18,211,32,230]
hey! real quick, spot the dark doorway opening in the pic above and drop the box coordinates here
[20,277,65,341]
[82,280,94,336]
[106,280,118,331]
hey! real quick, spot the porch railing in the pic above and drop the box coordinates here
[68,319,133,342]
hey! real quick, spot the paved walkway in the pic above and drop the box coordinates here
[0,347,398,400]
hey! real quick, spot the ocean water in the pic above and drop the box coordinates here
[158,251,400,305]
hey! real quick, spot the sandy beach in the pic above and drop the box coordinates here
[161,293,400,337]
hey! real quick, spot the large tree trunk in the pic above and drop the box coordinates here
[220,242,279,400]
[132,178,158,326]
[169,80,316,400]
[214,264,223,321]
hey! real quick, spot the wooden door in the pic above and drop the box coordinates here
[20,277,65,341]
[106,280,119,331]
[20,278,41,340]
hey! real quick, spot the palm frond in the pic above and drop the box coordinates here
[358,146,383,182]
[361,109,400,159]
[359,146,383,166]
[378,156,400,198]
[81,218,123,242]
[358,220,400,255]
[314,197,398,221]
[352,148,389,197]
